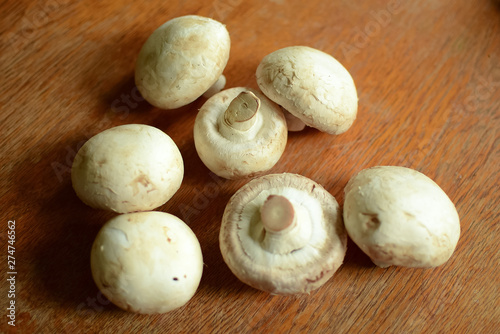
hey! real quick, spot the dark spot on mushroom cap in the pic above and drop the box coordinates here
[362,213,381,227]
[173,277,178,281]
[163,226,172,242]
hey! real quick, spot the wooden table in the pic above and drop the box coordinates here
[1,0,499,333]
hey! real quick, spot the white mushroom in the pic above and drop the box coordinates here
[193,87,288,180]
[256,46,358,134]
[71,124,183,213]
[343,166,461,268]
[91,211,203,314]
[135,15,230,109]
[219,173,347,294]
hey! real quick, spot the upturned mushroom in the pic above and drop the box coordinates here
[91,211,203,314]
[219,173,347,294]
[71,124,183,213]
[135,15,230,109]
[343,166,461,268]
[256,46,358,134]
[193,87,288,179]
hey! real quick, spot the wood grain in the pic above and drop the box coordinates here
[1,0,499,333]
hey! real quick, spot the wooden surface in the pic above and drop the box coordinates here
[1,0,499,333]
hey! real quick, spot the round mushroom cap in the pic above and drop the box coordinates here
[343,166,461,268]
[194,87,287,180]
[91,211,203,314]
[256,46,358,134]
[220,173,347,294]
[71,124,183,213]
[135,15,231,109]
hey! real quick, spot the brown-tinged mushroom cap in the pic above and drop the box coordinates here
[194,87,287,180]
[343,166,461,268]
[256,46,358,134]
[219,173,347,295]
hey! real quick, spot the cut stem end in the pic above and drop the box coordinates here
[224,91,260,131]
[260,195,295,233]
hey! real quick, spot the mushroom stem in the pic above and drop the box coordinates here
[260,195,312,254]
[224,91,260,131]
[203,75,226,99]
[260,195,295,233]
[282,108,306,131]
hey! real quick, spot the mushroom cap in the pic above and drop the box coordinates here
[135,15,231,109]
[193,87,287,180]
[343,166,461,268]
[220,173,347,294]
[91,211,203,314]
[256,46,358,134]
[71,124,183,213]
